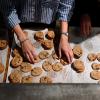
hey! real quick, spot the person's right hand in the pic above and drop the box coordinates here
[13,24,38,64]
[80,14,92,37]
[21,39,38,63]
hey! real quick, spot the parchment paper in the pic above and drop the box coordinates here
[6,27,100,83]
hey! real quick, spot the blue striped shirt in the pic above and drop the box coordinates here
[0,0,75,28]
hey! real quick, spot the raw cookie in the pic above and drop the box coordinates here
[9,70,22,83]
[46,31,55,39]
[33,56,40,63]
[87,53,97,61]
[21,75,33,83]
[13,48,20,57]
[91,63,100,70]
[11,56,23,68]
[34,31,44,42]
[52,51,59,60]
[73,45,83,59]
[52,62,63,72]
[0,63,4,74]
[39,50,49,60]
[72,60,85,73]
[20,62,32,73]
[42,40,53,50]
[90,70,100,80]
[97,53,100,62]
[60,56,68,66]
[0,40,8,50]
[40,76,52,83]
[31,67,42,76]
[42,60,52,71]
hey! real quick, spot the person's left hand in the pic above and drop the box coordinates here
[59,34,73,64]
[80,14,92,37]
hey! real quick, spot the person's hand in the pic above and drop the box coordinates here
[13,24,38,64]
[59,34,73,64]
[80,14,92,37]
[21,39,38,63]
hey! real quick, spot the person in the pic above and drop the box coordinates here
[70,0,100,37]
[0,0,75,64]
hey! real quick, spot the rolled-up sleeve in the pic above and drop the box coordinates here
[57,0,75,22]
[0,0,20,28]
[8,9,21,28]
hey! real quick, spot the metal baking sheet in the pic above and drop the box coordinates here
[6,27,100,83]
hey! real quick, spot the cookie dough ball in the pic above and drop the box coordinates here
[9,70,22,83]
[87,53,97,61]
[40,76,52,83]
[0,40,8,50]
[97,53,100,62]
[42,60,52,71]
[13,48,20,57]
[42,40,53,50]
[60,56,68,66]
[91,63,100,70]
[20,62,32,73]
[90,70,100,80]
[11,56,23,68]
[73,45,83,59]
[33,56,40,63]
[52,62,63,72]
[0,63,4,74]
[34,31,44,42]
[72,60,85,73]
[52,51,59,60]
[47,31,55,39]
[39,50,49,60]
[21,75,33,83]
[31,67,42,76]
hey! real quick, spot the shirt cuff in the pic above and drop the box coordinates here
[57,6,73,22]
[57,1,75,22]
[8,10,20,28]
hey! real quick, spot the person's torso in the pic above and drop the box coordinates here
[15,0,60,24]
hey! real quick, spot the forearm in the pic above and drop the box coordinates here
[59,21,68,41]
[13,25,26,42]
[60,21,68,33]
[4,7,24,41]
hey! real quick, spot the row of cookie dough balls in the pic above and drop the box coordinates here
[9,70,52,83]
[73,45,100,81]
[12,44,85,74]
[72,45,100,74]
[9,61,63,83]
[34,31,54,50]
[24,30,55,50]
[88,53,100,82]
[10,49,65,83]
